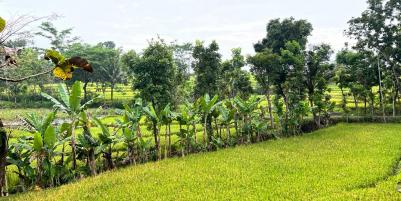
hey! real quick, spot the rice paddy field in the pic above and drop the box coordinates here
[3,123,401,201]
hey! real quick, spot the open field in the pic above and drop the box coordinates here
[5,123,401,201]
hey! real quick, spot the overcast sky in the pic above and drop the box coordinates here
[0,0,368,58]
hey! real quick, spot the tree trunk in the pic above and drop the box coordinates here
[83,81,89,102]
[152,122,160,160]
[192,122,197,144]
[110,84,114,103]
[364,96,367,115]
[164,125,168,159]
[353,95,358,113]
[265,88,274,128]
[168,124,171,157]
[226,125,230,147]
[88,147,97,176]
[0,119,8,197]
[206,115,213,151]
[203,117,207,147]
[71,120,77,170]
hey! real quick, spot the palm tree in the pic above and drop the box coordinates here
[41,81,98,170]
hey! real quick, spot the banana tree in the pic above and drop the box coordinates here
[76,112,98,176]
[116,100,143,165]
[175,127,196,157]
[22,112,58,188]
[176,104,198,153]
[160,104,175,158]
[92,117,118,170]
[143,104,161,160]
[233,96,260,143]
[218,103,235,146]
[41,81,98,170]
[197,94,221,150]
[7,136,35,192]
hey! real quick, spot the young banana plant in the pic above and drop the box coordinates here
[115,99,143,165]
[92,117,118,170]
[160,104,175,158]
[233,96,260,143]
[22,111,59,188]
[41,81,99,170]
[218,102,236,146]
[142,104,161,160]
[197,94,221,150]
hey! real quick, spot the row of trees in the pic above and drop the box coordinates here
[5,81,271,193]
[2,0,401,196]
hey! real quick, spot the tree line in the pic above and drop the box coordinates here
[1,0,401,196]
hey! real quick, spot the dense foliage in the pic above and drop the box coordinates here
[9,124,401,200]
[2,0,401,197]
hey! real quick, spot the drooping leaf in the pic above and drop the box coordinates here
[143,104,158,122]
[41,112,56,134]
[59,123,72,137]
[44,126,56,148]
[23,113,41,132]
[41,92,68,112]
[44,49,65,65]
[69,81,82,112]
[92,117,110,136]
[58,84,70,107]
[68,56,93,72]
[33,132,43,151]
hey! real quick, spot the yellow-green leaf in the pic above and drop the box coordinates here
[0,17,5,33]
[33,132,43,151]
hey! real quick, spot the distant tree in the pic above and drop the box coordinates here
[131,39,177,112]
[95,42,126,102]
[347,0,401,118]
[35,21,79,52]
[254,17,313,53]
[192,40,221,98]
[248,49,281,128]
[171,42,194,104]
[336,49,378,116]
[220,48,253,100]
[304,44,335,126]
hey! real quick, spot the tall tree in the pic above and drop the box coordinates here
[254,17,313,53]
[36,21,79,52]
[192,40,222,98]
[304,44,335,126]
[347,0,401,117]
[248,49,281,128]
[220,48,253,99]
[131,39,177,112]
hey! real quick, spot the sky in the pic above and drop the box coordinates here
[0,0,368,59]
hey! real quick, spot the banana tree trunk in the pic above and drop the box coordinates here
[192,122,197,144]
[88,148,96,176]
[71,120,77,170]
[168,124,171,157]
[164,125,168,159]
[192,122,198,144]
[152,122,160,160]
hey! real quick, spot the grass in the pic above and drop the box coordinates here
[5,123,401,200]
